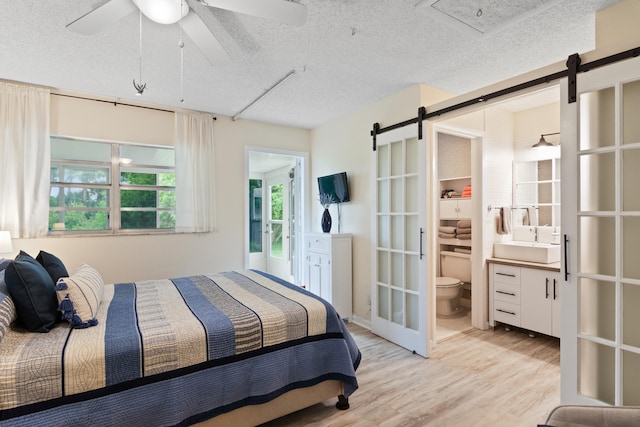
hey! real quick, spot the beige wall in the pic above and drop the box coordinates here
[12,92,310,284]
[310,84,452,323]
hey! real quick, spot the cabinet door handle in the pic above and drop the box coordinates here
[497,308,516,316]
[496,290,516,297]
[419,227,424,260]
[496,272,516,278]
[553,278,558,300]
[545,277,550,299]
[564,234,570,281]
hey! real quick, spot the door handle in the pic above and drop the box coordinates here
[553,278,558,300]
[564,234,569,281]
[545,277,549,299]
[419,227,424,260]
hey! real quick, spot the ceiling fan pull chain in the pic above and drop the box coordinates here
[133,10,146,95]
[178,1,185,104]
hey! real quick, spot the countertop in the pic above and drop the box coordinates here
[487,257,561,272]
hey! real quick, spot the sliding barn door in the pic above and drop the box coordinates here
[561,55,640,405]
[371,125,430,357]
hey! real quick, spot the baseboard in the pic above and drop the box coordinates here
[351,315,371,330]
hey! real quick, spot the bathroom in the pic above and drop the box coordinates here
[432,85,561,341]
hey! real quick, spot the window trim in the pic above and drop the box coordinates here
[49,135,176,236]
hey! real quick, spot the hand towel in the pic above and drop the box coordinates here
[439,232,456,239]
[497,207,511,235]
[457,232,472,240]
[457,220,472,229]
[439,226,457,234]
[526,207,538,227]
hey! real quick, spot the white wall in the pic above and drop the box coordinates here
[310,84,452,323]
[11,92,310,284]
[514,101,561,161]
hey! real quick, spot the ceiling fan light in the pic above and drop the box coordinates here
[133,0,188,25]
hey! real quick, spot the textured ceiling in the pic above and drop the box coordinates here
[0,0,622,129]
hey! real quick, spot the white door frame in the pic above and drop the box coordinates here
[430,124,487,337]
[244,147,309,285]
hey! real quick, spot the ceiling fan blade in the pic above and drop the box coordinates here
[66,0,138,35]
[200,0,307,26]
[180,11,231,67]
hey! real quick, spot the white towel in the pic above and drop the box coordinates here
[439,226,457,234]
[523,207,538,227]
[497,207,511,235]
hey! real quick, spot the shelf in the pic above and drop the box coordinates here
[439,238,472,246]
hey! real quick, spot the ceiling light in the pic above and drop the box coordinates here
[532,132,560,149]
[132,0,188,25]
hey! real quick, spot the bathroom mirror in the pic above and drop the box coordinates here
[514,158,561,227]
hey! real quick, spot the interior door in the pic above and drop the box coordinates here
[561,54,640,405]
[266,172,291,280]
[371,125,429,357]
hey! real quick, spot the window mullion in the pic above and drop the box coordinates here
[111,144,120,233]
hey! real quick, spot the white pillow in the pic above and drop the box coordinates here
[56,264,104,329]
[0,270,17,342]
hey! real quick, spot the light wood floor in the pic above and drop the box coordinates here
[262,323,560,427]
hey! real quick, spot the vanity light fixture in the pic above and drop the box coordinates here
[532,132,560,149]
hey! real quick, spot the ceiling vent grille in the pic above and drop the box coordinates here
[421,0,563,37]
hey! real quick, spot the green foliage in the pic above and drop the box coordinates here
[249,179,263,253]
[271,184,283,220]
[49,168,176,231]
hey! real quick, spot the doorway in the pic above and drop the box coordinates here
[246,149,307,284]
[434,130,476,342]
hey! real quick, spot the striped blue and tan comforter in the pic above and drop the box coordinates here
[0,270,360,426]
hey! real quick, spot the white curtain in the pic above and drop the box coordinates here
[174,111,217,233]
[0,83,50,238]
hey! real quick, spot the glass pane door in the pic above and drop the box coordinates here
[562,55,640,405]
[371,125,429,357]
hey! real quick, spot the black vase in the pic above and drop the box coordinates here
[321,208,332,233]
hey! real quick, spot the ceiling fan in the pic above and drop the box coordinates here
[66,0,307,66]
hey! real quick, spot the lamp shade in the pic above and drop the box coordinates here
[531,132,560,149]
[0,231,12,254]
[132,0,188,24]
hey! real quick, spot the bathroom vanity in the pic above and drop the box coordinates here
[488,257,561,338]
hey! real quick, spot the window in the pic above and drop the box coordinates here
[249,179,263,253]
[49,136,175,233]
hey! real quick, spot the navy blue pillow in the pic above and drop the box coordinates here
[36,250,69,284]
[5,251,58,332]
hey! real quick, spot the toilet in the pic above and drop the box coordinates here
[436,250,471,316]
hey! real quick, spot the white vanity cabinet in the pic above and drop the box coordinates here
[520,267,561,338]
[489,263,522,328]
[439,198,472,219]
[304,233,352,321]
[489,260,560,338]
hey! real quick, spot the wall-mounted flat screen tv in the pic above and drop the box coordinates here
[317,172,350,203]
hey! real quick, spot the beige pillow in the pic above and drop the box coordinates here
[56,264,104,329]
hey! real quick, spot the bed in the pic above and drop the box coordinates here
[0,253,360,426]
